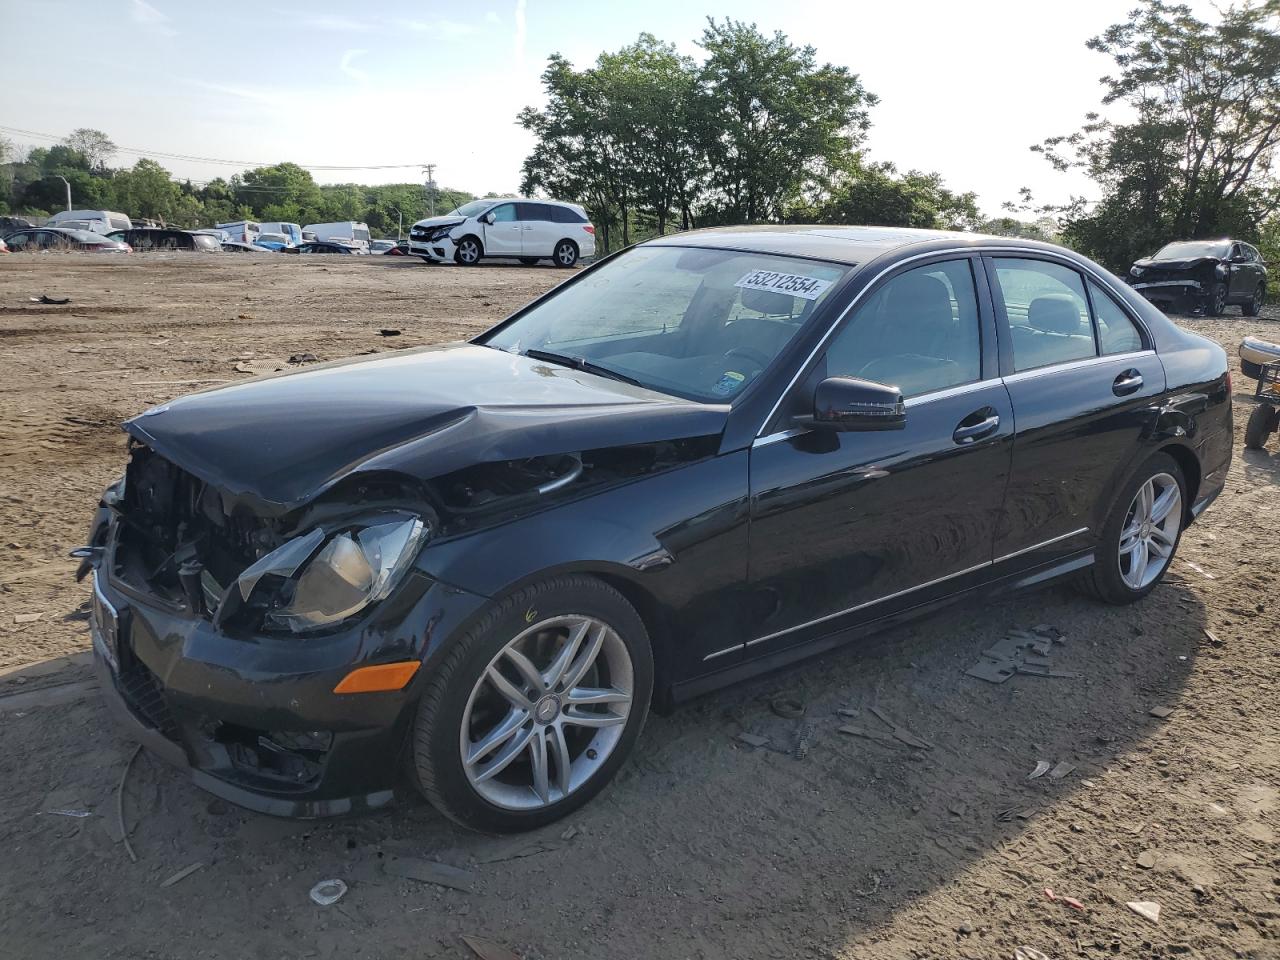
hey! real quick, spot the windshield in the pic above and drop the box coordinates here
[482,245,849,403]
[451,199,492,218]
[1154,240,1230,259]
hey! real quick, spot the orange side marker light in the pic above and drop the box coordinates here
[333,661,420,694]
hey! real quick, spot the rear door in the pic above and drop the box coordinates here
[518,203,559,257]
[482,203,523,256]
[1228,244,1254,300]
[745,256,1013,656]
[986,256,1164,571]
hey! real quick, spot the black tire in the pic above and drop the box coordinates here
[1244,283,1265,317]
[411,574,653,833]
[519,257,540,266]
[1076,452,1187,605]
[453,236,483,266]
[1208,283,1228,316]
[1245,402,1277,451]
[553,239,579,268]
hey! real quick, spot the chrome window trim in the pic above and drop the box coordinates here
[755,249,975,438]
[1000,350,1154,386]
[755,243,1154,439]
[701,643,744,662]
[751,378,1006,448]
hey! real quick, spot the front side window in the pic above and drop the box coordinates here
[994,258,1096,372]
[482,245,849,403]
[823,259,982,398]
[6,232,30,248]
[1088,280,1144,355]
[489,204,517,223]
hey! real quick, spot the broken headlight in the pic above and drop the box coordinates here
[235,514,428,634]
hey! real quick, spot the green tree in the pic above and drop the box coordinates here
[696,18,876,223]
[1035,0,1280,269]
[799,160,979,230]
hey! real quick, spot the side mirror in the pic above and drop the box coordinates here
[800,376,906,432]
[480,212,494,225]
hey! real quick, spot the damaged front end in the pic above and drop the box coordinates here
[1128,256,1227,313]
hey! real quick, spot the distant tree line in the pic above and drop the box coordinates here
[0,135,472,239]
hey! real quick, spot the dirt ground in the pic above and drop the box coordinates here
[0,252,1277,960]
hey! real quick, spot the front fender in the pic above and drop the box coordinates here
[415,451,752,679]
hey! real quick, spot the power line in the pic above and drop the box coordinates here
[0,125,427,172]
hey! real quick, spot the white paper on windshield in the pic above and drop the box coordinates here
[735,270,833,301]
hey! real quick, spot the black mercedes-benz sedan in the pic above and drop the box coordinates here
[79,226,1231,832]
[1128,238,1268,316]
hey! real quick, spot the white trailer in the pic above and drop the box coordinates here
[303,221,371,253]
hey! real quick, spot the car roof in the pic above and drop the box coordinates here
[644,224,1056,265]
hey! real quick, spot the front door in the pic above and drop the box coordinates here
[986,256,1165,569]
[482,203,523,256]
[746,257,1012,654]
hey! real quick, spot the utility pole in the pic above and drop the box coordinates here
[423,164,436,217]
[390,206,403,240]
[55,175,71,211]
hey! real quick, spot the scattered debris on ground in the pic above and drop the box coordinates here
[308,879,347,906]
[965,625,1076,683]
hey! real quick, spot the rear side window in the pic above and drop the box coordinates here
[994,258,1097,372]
[110,218,129,231]
[550,205,586,223]
[824,259,982,398]
[1087,280,1144,354]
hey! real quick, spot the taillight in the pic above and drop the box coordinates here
[584,225,595,235]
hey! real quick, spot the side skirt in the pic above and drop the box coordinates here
[668,550,1095,705]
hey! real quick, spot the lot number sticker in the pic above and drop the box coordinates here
[735,270,833,301]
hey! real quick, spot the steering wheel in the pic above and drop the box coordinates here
[721,346,772,370]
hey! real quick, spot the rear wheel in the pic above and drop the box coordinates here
[1244,283,1265,317]
[553,240,579,268]
[454,236,482,266]
[411,575,653,833]
[1077,453,1186,604]
[1245,402,1278,450]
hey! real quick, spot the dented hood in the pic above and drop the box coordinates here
[124,343,728,514]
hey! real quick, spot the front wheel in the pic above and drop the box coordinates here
[411,575,653,832]
[553,240,579,268]
[1077,453,1186,604]
[453,236,482,266]
[1244,283,1265,317]
[1208,283,1228,316]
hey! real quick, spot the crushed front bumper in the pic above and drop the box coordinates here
[90,568,488,817]
[1130,279,1208,311]
[408,234,456,262]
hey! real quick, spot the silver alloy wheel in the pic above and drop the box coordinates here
[458,239,480,264]
[459,615,633,810]
[1118,472,1182,590]
[555,242,576,266]
[1212,284,1227,314]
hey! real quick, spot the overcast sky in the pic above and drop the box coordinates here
[0,0,1222,216]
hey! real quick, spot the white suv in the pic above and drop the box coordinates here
[409,198,596,267]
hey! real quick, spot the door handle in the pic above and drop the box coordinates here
[953,411,1000,444]
[1113,369,1144,396]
